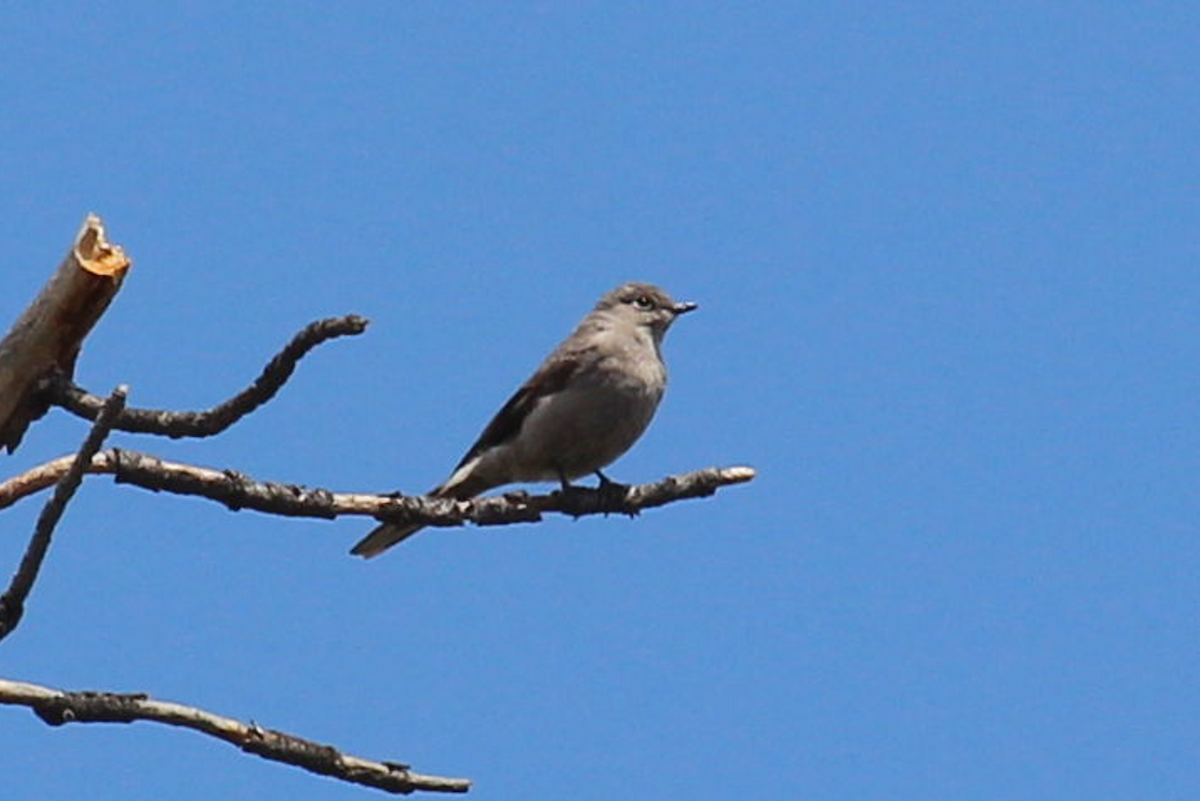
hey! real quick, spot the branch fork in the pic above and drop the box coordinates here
[0,214,757,795]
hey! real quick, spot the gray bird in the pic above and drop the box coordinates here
[351,281,697,558]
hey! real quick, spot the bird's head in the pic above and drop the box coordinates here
[596,282,697,337]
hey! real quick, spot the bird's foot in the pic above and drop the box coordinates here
[594,471,636,516]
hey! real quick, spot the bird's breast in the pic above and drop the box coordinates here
[507,362,665,481]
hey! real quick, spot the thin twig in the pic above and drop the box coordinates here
[0,677,470,794]
[45,315,368,438]
[0,449,756,535]
[0,386,127,643]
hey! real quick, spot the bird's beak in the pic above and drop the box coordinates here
[673,301,698,315]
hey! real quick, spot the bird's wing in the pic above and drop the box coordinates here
[451,348,587,472]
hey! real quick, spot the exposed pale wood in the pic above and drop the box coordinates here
[0,215,131,452]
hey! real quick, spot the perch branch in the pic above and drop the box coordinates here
[0,386,127,644]
[0,677,471,794]
[45,315,369,438]
[0,214,130,452]
[0,449,755,534]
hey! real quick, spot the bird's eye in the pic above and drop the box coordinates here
[633,295,655,310]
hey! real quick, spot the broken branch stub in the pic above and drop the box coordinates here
[0,215,131,452]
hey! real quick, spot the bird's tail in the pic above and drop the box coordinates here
[351,468,496,558]
[349,482,468,558]
[350,520,425,558]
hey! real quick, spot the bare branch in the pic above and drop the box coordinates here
[0,676,471,794]
[46,315,369,438]
[0,449,756,536]
[0,386,127,643]
[0,215,130,453]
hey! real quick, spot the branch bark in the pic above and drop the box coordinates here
[0,450,756,536]
[0,220,758,796]
[0,677,470,794]
[0,386,127,643]
[46,315,368,438]
[0,215,130,452]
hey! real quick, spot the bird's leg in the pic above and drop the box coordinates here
[594,469,630,490]
[557,467,573,491]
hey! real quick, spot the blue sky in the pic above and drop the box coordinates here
[2,4,1199,799]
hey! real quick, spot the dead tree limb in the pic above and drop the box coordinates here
[0,677,471,794]
[0,450,755,535]
[0,219,757,796]
[0,386,127,643]
[0,215,131,452]
[46,315,369,438]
